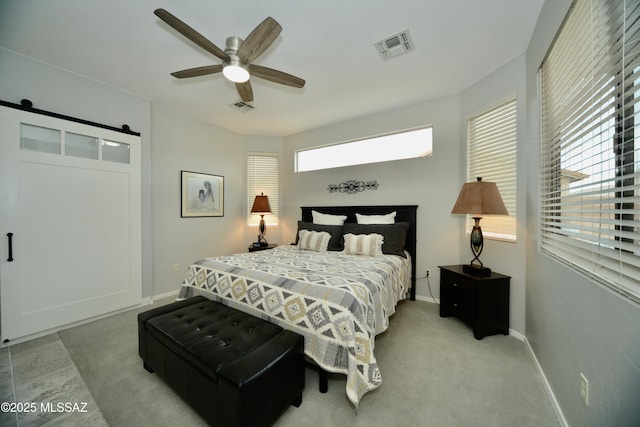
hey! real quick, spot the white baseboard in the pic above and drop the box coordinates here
[415,296,527,342]
[1,298,155,348]
[2,290,181,348]
[415,294,439,304]
[150,289,179,303]
[413,295,566,426]
[524,336,569,427]
[509,328,524,341]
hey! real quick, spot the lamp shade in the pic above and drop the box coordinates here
[250,193,272,214]
[451,177,508,216]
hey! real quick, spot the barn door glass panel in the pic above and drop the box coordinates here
[66,132,98,160]
[20,123,60,154]
[102,139,130,164]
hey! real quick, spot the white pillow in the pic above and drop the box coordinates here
[297,229,331,252]
[312,210,347,225]
[356,211,396,224]
[343,233,384,257]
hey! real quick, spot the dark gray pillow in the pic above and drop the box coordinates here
[342,222,409,257]
[296,221,344,251]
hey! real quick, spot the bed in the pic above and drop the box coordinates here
[177,205,418,407]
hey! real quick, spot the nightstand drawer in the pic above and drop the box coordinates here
[440,270,473,323]
[439,265,510,339]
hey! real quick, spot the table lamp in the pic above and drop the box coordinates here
[250,193,271,247]
[451,177,508,275]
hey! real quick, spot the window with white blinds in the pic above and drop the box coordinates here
[540,0,640,303]
[247,153,279,226]
[467,98,517,241]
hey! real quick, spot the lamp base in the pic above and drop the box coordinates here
[253,230,268,248]
[463,263,492,276]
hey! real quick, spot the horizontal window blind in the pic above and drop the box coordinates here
[247,153,279,226]
[467,98,517,241]
[540,0,640,303]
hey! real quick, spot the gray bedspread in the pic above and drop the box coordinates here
[177,245,410,406]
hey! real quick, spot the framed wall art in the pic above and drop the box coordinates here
[181,170,224,217]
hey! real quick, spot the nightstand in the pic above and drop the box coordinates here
[438,265,510,339]
[248,244,277,252]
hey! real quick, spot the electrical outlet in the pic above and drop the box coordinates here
[579,373,589,406]
[425,268,431,277]
[172,263,180,273]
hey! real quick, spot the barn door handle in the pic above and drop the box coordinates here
[6,233,13,262]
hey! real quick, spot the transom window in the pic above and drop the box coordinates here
[295,126,432,172]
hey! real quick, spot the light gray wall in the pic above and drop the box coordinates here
[281,56,530,335]
[0,48,283,301]
[7,5,640,422]
[282,95,465,305]
[0,48,154,299]
[525,1,640,426]
[460,54,528,335]
[150,104,283,296]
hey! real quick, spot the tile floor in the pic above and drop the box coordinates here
[0,334,107,426]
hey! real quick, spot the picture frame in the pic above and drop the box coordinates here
[181,170,224,217]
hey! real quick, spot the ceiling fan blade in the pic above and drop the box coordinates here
[249,65,305,88]
[236,17,282,63]
[154,8,229,61]
[236,81,254,102]
[171,65,223,79]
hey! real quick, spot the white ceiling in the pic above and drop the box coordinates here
[0,0,544,136]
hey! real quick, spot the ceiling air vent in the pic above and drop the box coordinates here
[230,101,254,112]
[374,29,414,61]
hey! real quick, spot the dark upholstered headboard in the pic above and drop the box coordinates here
[300,205,418,301]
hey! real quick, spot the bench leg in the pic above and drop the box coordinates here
[319,368,328,393]
[291,393,302,407]
[143,362,154,373]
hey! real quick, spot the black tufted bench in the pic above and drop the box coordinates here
[138,296,304,427]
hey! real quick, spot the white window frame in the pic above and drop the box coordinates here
[467,98,517,242]
[539,0,640,303]
[294,126,433,172]
[247,152,279,226]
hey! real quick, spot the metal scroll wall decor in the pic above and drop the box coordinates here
[327,180,379,194]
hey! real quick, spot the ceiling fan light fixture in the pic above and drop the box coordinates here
[156,11,304,100]
[223,61,250,83]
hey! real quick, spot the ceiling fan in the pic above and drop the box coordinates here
[154,8,305,103]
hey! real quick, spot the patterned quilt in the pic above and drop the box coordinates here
[177,245,411,407]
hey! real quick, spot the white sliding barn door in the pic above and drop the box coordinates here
[0,106,142,341]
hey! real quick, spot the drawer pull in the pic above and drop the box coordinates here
[453,303,458,307]
[453,283,458,287]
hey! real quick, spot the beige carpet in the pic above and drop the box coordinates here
[53,297,560,427]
